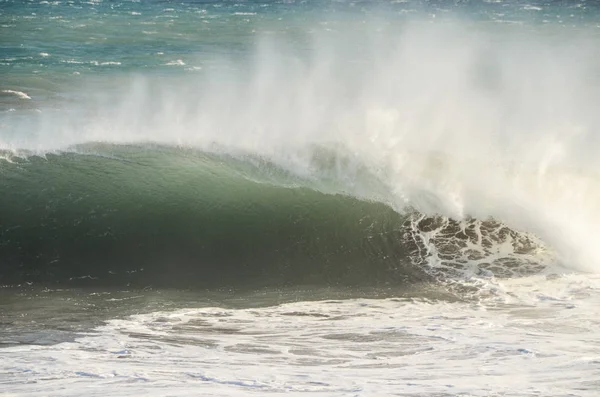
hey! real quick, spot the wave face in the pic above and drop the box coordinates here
[2,0,600,288]
[0,144,418,287]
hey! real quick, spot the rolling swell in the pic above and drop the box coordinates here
[0,143,549,288]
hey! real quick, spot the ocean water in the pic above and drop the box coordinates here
[2,0,600,395]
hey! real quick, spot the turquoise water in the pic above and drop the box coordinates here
[1,0,597,113]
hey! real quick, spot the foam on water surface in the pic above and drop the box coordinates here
[1,90,31,100]
[2,275,600,396]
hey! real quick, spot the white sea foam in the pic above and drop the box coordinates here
[523,5,543,11]
[1,90,31,99]
[61,60,121,66]
[165,59,186,66]
[2,275,600,396]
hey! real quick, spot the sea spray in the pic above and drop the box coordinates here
[2,13,600,280]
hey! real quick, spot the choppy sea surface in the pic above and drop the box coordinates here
[2,0,600,395]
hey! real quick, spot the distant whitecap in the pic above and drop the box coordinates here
[1,90,31,100]
[165,59,185,66]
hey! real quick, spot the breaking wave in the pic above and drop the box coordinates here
[0,143,555,289]
[2,17,599,290]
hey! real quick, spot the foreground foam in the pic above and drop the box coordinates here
[3,275,600,396]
